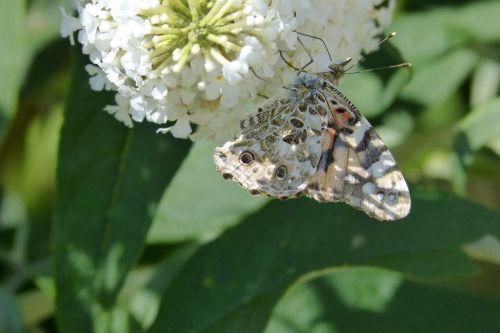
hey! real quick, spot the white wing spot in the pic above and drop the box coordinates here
[345,174,359,184]
[371,162,386,178]
[381,152,396,167]
[362,182,376,195]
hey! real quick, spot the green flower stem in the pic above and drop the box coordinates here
[173,40,195,72]
[207,0,239,26]
[199,0,225,26]
[206,34,241,52]
[169,0,191,18]
[209,48,229,65]
[150,27,182,35]
[187,0,200,22]
[216,10,245,26]
[214,21,247,34]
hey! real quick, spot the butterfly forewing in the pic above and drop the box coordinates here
[304,80,410,220]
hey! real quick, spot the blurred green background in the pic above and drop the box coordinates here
[1,0,500,332]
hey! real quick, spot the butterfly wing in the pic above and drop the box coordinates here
[306,81,411,221]
[214,92,326,198]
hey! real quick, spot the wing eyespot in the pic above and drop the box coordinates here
[376,191,385,201]
[341,127,354,135]
[217,152,227,161]
[290,118,304,128]
[239,151,254,165]
[388,192,397,203]
[275,165,288,180]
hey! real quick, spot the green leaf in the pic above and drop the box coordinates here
[459,97,500,152]
[148,140,268,243]
[392,1,500,62]
[266,272,500,333]
[17,288,54,327]
[0,288,23,333]
[340,44,412,119]
[401,49,478,106]
[54,51,191,333]
[323,268,402,313]
[0,0,25,141]
[25,0,70,55]
[451,1,500,45]
[470,59,500,108]
[128,244,200,330]
[149,192,500,333]
[452,98,500,193]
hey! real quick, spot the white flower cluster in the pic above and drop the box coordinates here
[61,0,395,141]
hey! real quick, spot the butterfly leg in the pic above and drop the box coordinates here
[279,50,300,71]
[295,31,332,62]
[297,37,314,72]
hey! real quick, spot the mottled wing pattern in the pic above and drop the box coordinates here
[214,73,411,221]
[306,79,411,221]
[214,83,327,198]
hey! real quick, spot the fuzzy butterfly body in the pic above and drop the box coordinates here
[214,67,411,221]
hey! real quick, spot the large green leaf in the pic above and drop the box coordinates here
[149,192,500,333]
[459,98,500,152]
[266,270,500,333]
[392,1,500,62]
[25,0,69,55]
[54,51,191,333]
[470,59,500,108]
[0,288,23,333]
[148,140,268,243]
[127,243,200,330]
[400,49,478,106]
[340,69,412,118]
[0,0,25,141]
[452,98,500,193]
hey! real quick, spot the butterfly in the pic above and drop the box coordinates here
[213,52,411,221]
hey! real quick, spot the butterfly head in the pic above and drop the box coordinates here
[322,57,352,85]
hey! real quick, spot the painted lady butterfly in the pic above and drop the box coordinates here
[213,38,411,221]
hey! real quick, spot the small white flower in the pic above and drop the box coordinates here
[104,94,133,127]
[61,0,396,141]
[59,6,82,45]
[85,64,112,91]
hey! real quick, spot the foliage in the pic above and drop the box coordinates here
[0,0,499,332]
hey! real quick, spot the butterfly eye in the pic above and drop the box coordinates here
[239,151,254,165]
[275,165,288,180]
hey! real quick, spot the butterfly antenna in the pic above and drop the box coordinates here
[345,32,398,72]
[345,62,412,75]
